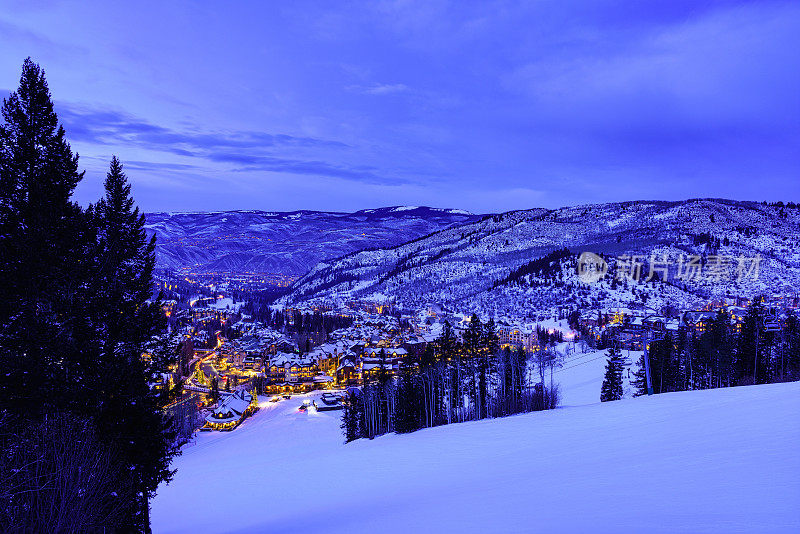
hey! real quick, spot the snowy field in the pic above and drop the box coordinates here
[152,351,800,533]
[207,297,243,312]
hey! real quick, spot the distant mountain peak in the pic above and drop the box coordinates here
[352,206,476,216]
[145,207,480,276]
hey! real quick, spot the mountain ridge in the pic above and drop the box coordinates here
[145,206,481,276]
[281,198,800,316]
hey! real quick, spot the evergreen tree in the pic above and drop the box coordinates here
[631,353,649,397]
[653,332,677,393]
[0,58,89,417]
[394,367,420,433]
[463,314,482,417]
[482,317,499,355]
[438,321,459,362]
[511,346,527,413]
[600,347,624,402]
[211,376,220,404]
[0,59,178,532]
[781,312,800,381]
[499,346,513,414]
[377,348,390,386]
[341,390,362,442]
[420,343,436,369]
[89,156,177,530]
[736,302,767,384]
[701,311,734,388]
[479,317,498,418]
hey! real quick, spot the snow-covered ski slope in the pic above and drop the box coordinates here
[152,359,800,533]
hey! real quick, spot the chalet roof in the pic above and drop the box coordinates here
[268,352,316,369]
[337,357,357,371]
[363,347,408,357]
[313,375,335,383]
[362,362,394,371]
[683,310,717,325]
[205,390,253,425]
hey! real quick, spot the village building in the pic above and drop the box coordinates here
[682,310,718,334]
[336,355,360,386]
[203,389,258,431]
[497,324,539,352]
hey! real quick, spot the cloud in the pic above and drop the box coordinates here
[0,19,87,58]
[53,102,406,184]
[0,20,61,50]
[507,1,800,123]
[56,103,348,151]
[495,0,800,171]
[123,160,202,172]
[208,153,400,185]
[350,83,409,95]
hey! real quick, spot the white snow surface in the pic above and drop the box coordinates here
[152,363,800,533]
[206,297,243,312]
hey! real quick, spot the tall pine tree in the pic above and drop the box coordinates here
[394,366,421,433]
[341,389,363,442]
[631,353,649,397]
[600,347,624,402]
[0,58,89,417]
[89,156,177,530]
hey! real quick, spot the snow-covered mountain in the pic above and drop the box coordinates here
[282,199,800,315]
[145,206,479,276]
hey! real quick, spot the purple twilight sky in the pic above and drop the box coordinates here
[1,0,798,213]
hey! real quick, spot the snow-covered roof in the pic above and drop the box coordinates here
[205,390,253,425]
[313,375,334,383]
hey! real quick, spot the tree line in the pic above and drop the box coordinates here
[0,59,177,532]
[238,302,354,336]
[342,315,561,442]
[628,303,800,396]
